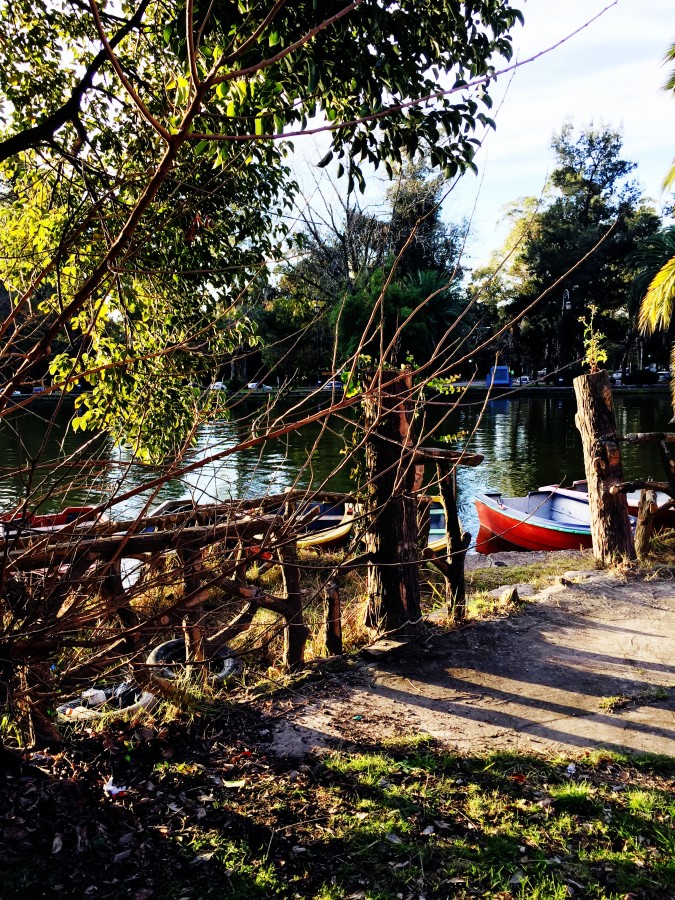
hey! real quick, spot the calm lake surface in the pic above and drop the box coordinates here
[1,391,671,546]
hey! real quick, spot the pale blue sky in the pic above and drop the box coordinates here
[289,0,675,268]
[452,0,675,263]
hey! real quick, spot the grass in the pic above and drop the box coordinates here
[3,727,673,899]
[465,554,596,596]
[598,688,669,713]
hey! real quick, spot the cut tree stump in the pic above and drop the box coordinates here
[635,489,657,560]
[573,370,635,565]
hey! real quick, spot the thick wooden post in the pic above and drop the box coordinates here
[436,461,471,622]
[178,548,206,678]
[417,498,432,549]
[363,369,421,634]
[278,541,309,672]
[635,489,657,560]
[573,371,636,565]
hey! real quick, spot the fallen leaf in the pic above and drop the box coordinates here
[386,832,403,844]
[222,779,246,789]
[52,834,63,854]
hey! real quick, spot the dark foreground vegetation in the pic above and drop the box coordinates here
[2,715,673,900]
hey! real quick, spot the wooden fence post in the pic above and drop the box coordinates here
[573,371,635,565]
[278,541,309,672]
[363,368,421,634]
[323,580,342,655]
[178,548,206,679]
[435,461,471,622]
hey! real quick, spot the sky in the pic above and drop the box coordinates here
[450,0,675,264]
[290,0,675,269]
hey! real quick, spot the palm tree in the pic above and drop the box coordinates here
[635,41,675,400]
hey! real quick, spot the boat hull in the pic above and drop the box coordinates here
[1,506,99,535]
[474,491,593,552]
[540,481,675,526]
[297,502,355,550]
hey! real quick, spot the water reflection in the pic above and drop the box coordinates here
[0,392,671,543]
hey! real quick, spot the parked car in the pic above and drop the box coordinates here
[658,370,671,383]
[321,380,344,392]
[209,381,227,390]
[246,382,273,391]
[516,375,531,386]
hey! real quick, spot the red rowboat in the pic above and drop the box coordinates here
[540,480,675,526]
[474,490,596,551]
[1,506,100,537]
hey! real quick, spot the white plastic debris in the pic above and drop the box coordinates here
[103,776,127,797]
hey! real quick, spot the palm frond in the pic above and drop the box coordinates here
[664,41,675,92]
[663,159,675,193]
[639,254,675,334]
[628,226,675,301]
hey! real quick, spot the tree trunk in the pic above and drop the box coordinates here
[363,369,421,633]
[573,371,635,565]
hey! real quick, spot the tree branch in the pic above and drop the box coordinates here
[0,0,152,165]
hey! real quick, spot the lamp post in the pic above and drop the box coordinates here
[313,302,321,383]
[560,289,572,372]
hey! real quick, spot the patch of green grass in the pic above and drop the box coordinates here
[466,554,594,596]
[549,780,601,814]
[599,687,668,712]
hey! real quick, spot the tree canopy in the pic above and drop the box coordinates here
[0,0,523,457]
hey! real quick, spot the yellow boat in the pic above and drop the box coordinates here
[427,499,447,553]
[297,500,356,550]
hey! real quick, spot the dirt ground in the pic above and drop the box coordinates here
[268,560,675,760]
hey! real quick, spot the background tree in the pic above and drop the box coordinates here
[263,165,471,380]
[471,123,660,379]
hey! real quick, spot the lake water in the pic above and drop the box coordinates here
[1,390,671,546]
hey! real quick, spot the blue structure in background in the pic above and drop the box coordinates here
[485,365,512,387]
